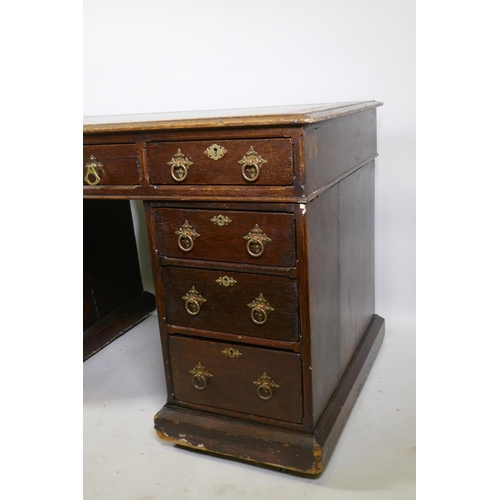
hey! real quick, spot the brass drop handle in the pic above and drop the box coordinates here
[175,220,200,252]
[243,225,271,258]
[253,372,279,400]
[247,238,263,257]
[182,287,206,316]
[168,148,193,182]
[248,293,274,325]
[238,146,267,182]
[84,155,104,186]
[189,362,213,390]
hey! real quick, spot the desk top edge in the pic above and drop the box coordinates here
[83,101,382,134]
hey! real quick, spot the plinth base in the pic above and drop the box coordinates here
[154,314,385,474]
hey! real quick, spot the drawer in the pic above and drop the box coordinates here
[163,266,299,341]
[169,336,303,424]
[147,138,293,185]
[155,208,296,267]
[83,144,140,186]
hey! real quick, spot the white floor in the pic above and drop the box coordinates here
[83,312,415,500]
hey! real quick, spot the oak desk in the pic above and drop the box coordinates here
[83,102,385,474]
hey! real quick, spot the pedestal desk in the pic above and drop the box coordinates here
[83,102,385,474]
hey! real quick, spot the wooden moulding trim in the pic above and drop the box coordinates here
[304,154,378,201]
[166,325,300,352]
[82,155,377,203]
[154,314,385,474]
[159,257,297,278]
[150,200,295,212]
[83,101,383,134]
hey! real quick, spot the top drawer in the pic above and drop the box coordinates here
[146,138,293,185]
[83,144,140,186]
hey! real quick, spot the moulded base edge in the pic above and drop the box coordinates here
[154,314,385,474]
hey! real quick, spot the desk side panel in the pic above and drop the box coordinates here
[338,162,376,377]
[306,185,341,426]
[302,109,377,196]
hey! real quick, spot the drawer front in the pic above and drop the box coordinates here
[163,266,299,341]
[147,138,293,185]
[155,208,296,267]
[83,145,140,186]
[169,336,303,424]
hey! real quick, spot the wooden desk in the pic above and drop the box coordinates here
[83,102,385,474]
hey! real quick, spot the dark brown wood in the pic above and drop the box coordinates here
[338,161,375,377]
[293,202,315,432]
[83,199,156,359]
[144,202,175,401]
[159,256,297,278]
[305,184,342,426]
[162,266,299,341]
[167,326,300,352]
[302,108,377,196]
[83,144,140,185]
[83,102,384,473]
[169,336,303,424]
[147,138,293,186]
[154,207,297,267]
[154,315,385,473]
[150,200,295,213]
[83,184,298,202]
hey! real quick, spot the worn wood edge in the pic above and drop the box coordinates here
[155,428,322,475]
[153,314,385,473]
[166,324,300,352]
[83,102,382,134]
[154,406,322,474]
[83,291,156,361]
[159,256,297,278]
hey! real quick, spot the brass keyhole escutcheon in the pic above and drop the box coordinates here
[84,155,104,186]
[189,362,213,390]
[222,347,242,358]
[216,276,237,287]
[210,214,232,227]
[204,143,227,161]
[175,221,200,252]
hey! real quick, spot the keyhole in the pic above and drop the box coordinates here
[213,147,217,156]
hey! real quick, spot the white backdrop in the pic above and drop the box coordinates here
[83,0,415,329]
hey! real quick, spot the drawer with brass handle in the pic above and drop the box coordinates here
[162,265,299,341]
[146,138,293,185]
[83,145,140,186]
[169,335,303,424]
[154,208,296,267]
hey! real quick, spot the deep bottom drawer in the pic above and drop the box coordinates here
[169,336,303,424]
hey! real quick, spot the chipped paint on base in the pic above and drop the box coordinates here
[155,428,324,475]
